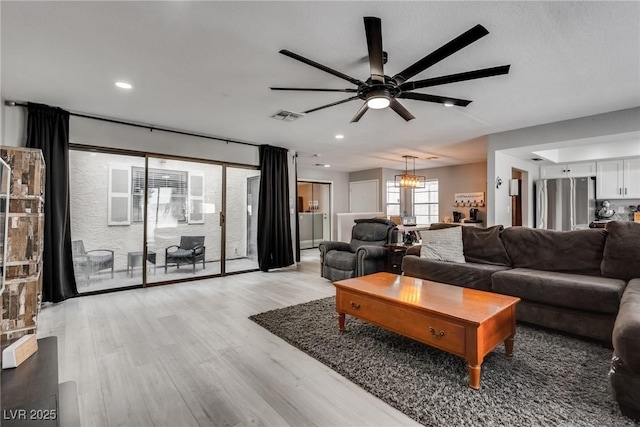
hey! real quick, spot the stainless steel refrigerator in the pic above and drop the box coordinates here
[535,177,596,230]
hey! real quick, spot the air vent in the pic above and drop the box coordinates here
[271,110,304,122]
[530,157,544,161]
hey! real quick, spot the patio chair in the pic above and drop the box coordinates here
[165,236,206,273]
[71,240,114,280]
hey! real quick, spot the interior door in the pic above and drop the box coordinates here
[350,180,379,212]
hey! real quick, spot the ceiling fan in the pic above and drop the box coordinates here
[271,17,511,123]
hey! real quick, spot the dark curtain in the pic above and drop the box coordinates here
[26,102,78,302]
[257,145,294,271]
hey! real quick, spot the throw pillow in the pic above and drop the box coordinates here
[429,223,510,266]
[419,227,465,263]
[601,221,640,280]
[462,225,511,266]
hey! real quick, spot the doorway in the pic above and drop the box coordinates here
[511,169,524,226]
[297,181,331,249]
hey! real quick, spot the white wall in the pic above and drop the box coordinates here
[2,105,25,147]
[488,152,537,227]
[70,115,259,165]
[487,107,640,227]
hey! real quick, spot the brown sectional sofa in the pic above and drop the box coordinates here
[401,221,640,421]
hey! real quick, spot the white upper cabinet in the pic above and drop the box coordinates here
[623,158,640,198]
[540,161,596,179]
[596,158,640,199]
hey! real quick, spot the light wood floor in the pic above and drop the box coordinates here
[38,250,421,427]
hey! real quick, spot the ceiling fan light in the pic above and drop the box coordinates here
[367,96,390,109]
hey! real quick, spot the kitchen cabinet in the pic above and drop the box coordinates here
[596,158,640,199]
[540,161,596,179]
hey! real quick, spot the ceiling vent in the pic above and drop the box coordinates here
[530,157,544,161]
[271,110,304,122]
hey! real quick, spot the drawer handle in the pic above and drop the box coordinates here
[350,301,361,310]
[429,327,445,338]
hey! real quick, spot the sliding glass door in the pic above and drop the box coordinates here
[297,181,331,249]
[145,157,222,284]
[224,166,260,273]
[70,148,260,292]
[69,150,146,293]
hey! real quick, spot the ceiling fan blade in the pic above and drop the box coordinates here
[271,87,358,93]
[303,96,361,114]
[392,24,489,84]
[279,50,364,86]
[389,99,415,121]
[350,102,369,123]
[400,65,511,91]
[364,17,384,83]
[398,92,472,107]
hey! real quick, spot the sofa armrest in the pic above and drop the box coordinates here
[355,245,388,277]
[613,278,640,373]
[355,245,387,260]
[406,245,421,256]
[318,241,351,255]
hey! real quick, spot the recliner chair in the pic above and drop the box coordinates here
[319,218,397,282]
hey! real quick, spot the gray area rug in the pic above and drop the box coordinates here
[250,297,636,426]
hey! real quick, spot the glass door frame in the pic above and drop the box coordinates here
[296,180,332,250]
[70,144,260,291]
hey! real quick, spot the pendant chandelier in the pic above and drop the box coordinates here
[395,155,426,188]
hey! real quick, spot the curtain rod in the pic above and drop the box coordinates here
[4,100,260,148]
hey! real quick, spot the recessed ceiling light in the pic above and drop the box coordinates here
[335,134,344,139]
[315,163,331,168]
[443,101,454,107]
[115,81,133,89]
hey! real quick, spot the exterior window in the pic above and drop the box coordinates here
[414,180,439,224]
[386,180,400,216]
[132,167,188,223]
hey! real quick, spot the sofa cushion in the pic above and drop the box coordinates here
[402,255,509,291]
[430,223,510,266]
[491,268,626,314]
[419,227,465,263]
[501,227,607,274]
[462,225,511,266]
[613,278,640,372]
[601,221,640,281]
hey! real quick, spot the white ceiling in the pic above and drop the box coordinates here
[2,1,639,172]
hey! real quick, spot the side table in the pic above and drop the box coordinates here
[127,251,157,276]
[386,244,417,274]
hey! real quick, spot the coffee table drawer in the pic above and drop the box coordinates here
[337,290,466,355]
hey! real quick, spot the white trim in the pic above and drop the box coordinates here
[107,164,131,225]
[187,172,205,224]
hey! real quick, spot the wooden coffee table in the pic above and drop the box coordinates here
[334,272,520,389]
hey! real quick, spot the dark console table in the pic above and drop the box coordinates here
[1,337,80,427]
